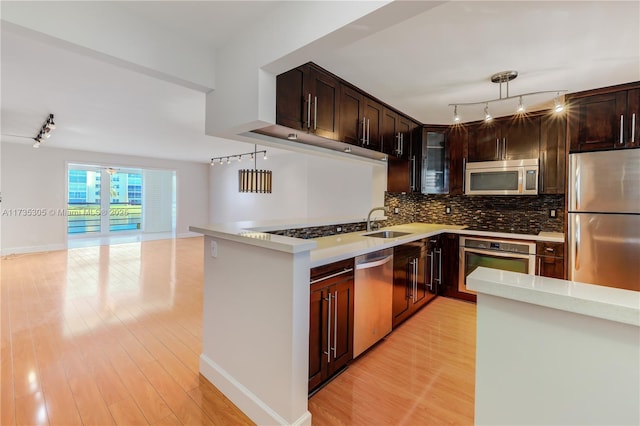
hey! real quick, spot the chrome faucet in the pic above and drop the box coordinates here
[367,206,389,232]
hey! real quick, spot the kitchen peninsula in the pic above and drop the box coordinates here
[468,267,640,425]
[189,220,563,425]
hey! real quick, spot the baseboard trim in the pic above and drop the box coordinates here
[199,354,312,426]
[1,243,67,257]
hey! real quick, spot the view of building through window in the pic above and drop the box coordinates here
[67,165,143,234]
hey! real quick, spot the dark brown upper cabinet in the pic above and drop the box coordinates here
[363,98,384,152]
[382,107,398,156]
[396,115,415,161]
[447,125,468,196]
[539,114,566,194]
[276,63,339,140]
[567,82,640,152]
[388,120,421,193]
[338,85,365,146]
[338,85,384,151]
[468,115,540,162]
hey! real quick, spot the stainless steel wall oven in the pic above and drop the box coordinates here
[459,236,536,295]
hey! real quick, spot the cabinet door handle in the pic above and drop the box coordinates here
[620,114,624,144]
[307,94,312,129]
[436,248,442,284]
[401,133,404,156]
[367,119,370,145]
[545,247,554,253]
[332,290,338,358]
[313,96,318,130]
[413,258,420,303]
[462,158,466,194]
[537,257,542,275]
[429,251,434,291]
[496,138,500,159]
[540,152,545,193]
[324,294,331,363]
[632,113,636,143]
[503,138,506,160]
[410,155,416,191]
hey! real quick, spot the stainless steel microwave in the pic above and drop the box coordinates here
[465,159,538,195]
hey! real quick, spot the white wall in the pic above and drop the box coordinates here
[208,146,386,223]
[0,142,209,255]
[143,169,175,233]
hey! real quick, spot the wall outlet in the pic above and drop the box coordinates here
[549,209,557,218]
[445,206,452,215]
[394,207,400,214]
[336,226,342,233]
[210,240,218,258]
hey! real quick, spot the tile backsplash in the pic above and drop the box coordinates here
[382,193,564,235]
[269,221,367,239]
[269,193,564,239]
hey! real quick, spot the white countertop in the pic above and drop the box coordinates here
[467,267,640,326]
[190,220,564,262]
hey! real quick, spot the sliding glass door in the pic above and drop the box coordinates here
[67,165,143,235]
[108,170,142,232]
[68,167,102,234]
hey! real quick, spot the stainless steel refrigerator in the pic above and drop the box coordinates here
[568,149,640,291]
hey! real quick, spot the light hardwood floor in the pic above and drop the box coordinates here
[1,237,476,425]
[309,297,476,425]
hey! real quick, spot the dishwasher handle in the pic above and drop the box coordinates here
[355,255,393,270]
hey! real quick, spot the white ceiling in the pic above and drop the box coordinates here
[1,1,639,164]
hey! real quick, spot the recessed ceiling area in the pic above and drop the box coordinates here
[1,1,638,164]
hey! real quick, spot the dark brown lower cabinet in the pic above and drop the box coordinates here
[309,259,354,393]
[439,233,476,302]
[536,241,565,279]
[392,240,437,328]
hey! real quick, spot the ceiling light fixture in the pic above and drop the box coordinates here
[516,96,525,113]
[287,133,297,140]
[554,93,565,113]
[31,113,56,148]
[449,71,567,123]
[484,103,492,122]
[453,105,461,123]
[209,145,273,194]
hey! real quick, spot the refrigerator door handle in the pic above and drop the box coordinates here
[573,155,581,211]
[574,215,580,270]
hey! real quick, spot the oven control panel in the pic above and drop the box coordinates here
[464,238,534,255]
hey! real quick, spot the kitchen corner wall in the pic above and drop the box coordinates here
[383,193,564,235]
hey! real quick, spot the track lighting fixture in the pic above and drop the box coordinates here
[30,113,56,148]
[554,93,565,113]
[209,145,273,194]
[449,71,567,123]
[453,105,461,123]
[484,103,492,122]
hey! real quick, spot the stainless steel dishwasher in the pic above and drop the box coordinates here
[353,248,394,358]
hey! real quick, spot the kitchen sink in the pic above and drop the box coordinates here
[362,230,411,239]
